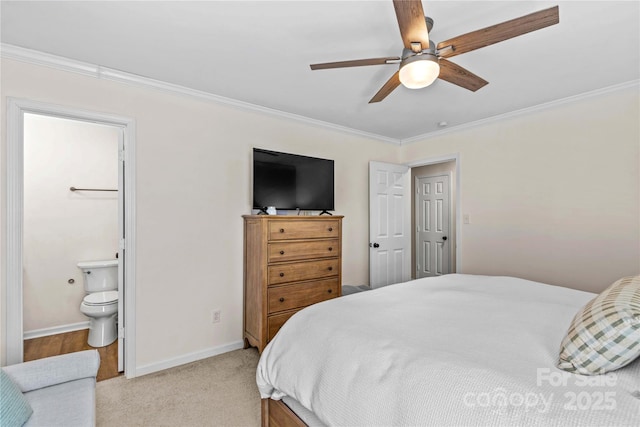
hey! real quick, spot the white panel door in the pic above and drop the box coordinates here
[416,174,450,278]
[117,128,125,372]
[369,161,411,288]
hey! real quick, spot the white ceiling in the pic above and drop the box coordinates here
[1,1,639,142]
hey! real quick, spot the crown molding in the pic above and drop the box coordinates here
[3,43,637,147]
[1,43,98,76]
[400,79,640,145]
[1,43,399,145]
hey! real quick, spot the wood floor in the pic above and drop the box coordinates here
[24,329,120,382]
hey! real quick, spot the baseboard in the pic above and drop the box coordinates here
[134,340,245,377]
[23,321,90,340]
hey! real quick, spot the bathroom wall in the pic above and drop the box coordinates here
[23,113,119,335]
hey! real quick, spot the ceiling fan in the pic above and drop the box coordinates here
[310,1,559,103]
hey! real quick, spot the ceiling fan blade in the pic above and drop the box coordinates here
[393,0,430,51]
[438,58,488,92]
[437,6,559,58]
[310,57,400,70]
[369,71,401,103]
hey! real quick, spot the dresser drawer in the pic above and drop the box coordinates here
[268,278,339,314]
[268,239,339,263]
[268,220,339,240]
[268,258,339,285]
[267,310,299,341]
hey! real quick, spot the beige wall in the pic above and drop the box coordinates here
[23,114,119,333]
[1,57,638,370]
[401,88,640,293]
[0,58,399,367]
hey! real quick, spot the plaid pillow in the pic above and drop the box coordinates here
[557,275,640,375]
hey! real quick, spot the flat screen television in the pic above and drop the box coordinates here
[253,148,334,214]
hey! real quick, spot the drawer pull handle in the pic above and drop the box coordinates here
[280,250,285,255]
[279,272,285,277]
[328,266,333,271]
[279,228,285,233]
[327,289,332,294]
[328,247,333,251]
[279,297,285,302]
[328,227,333,232]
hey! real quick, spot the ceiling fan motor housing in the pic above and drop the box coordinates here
[401,40,437,60]
[425,16,434,32]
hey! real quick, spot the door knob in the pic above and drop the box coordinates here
[372,243,380,248]
[442,236,448,241]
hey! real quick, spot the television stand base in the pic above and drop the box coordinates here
[257,207,269,215]
[319,210,333,216]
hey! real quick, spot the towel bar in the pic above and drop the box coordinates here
[70,187,117,192]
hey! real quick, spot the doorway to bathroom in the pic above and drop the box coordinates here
[23,113,120,379]
[6,98,137,378]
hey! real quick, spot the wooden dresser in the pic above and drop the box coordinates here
[243,215,343,352]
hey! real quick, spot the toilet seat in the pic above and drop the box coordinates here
[83,290,118,306]
[77,259,118,269]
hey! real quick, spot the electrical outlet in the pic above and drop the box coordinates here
[211,309,221,324]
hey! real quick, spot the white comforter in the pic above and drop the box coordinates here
[256,274,640,426]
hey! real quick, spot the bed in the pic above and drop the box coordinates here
[256,274,640,426]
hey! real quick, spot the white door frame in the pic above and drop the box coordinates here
[5,98,137,378]
[406,153,461,273]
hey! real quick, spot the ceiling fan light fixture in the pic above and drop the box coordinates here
[399,53,440,89]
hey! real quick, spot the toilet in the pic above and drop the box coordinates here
[78,259,118,348]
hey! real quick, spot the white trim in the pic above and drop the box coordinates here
[406,153,459,169]
[405,153,462,273]
[6,99,25,365]
[23,322,90,340]
[98,67,398,145]
[4,98,137,378]
[400,80,640,145]
[135,340,245,378]
[121,120,137,379]
[3,44,638,146]
[1,44,98,77]
[0,43,397,145]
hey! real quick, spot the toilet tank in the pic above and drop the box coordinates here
[77,259,118,292]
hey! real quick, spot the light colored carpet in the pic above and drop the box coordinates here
[96,348,261,426]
